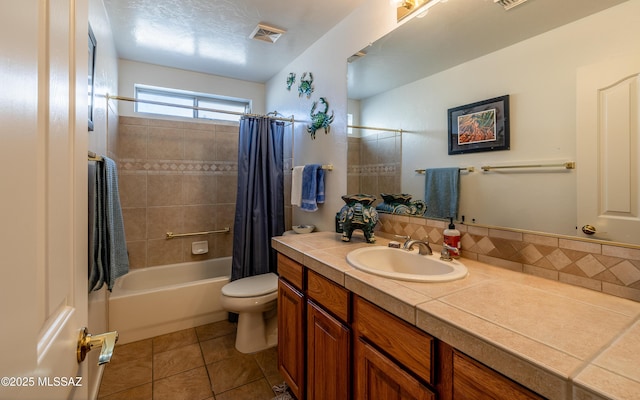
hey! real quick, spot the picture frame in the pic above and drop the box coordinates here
[88,23,97,131]
[447,95,510,155]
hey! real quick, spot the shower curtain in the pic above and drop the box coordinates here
[231,116,285,282]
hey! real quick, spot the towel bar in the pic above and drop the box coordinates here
[415,167,474,174]
[291,164,333,171]
[166,227,230,240]
[481,162,575,171]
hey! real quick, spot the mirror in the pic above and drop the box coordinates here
[347,0,638,244]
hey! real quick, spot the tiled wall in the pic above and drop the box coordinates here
[117,116,238,269]
[377,213,640,302]
[347,132,401,206]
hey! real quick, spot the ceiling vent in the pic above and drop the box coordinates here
[494,0,529,10]
[249,23,286,44]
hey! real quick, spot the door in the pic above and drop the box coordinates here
[0,1,90,399]
[577,53,640,243]
[307,301,350,400]
[354,338,435,400]
[277,279,305,399]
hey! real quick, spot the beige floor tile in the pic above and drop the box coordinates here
[207,355,264,394]
[99,359,152,397]
[153,367,213,400]
[111,339,153,364]
[254,347,283,386]
[195,320,237,341]
[199,333,242,364]
[215,378,275,400]
[99,322,281,400]
[152,328,198,353]
[154,343,205,379]
[98,383,152,400]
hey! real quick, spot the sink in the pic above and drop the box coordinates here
[346,246,468,282]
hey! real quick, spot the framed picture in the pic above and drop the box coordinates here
[447,95,510,155]
[88,23,97,131]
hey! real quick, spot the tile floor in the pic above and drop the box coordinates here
[98,320,286,400]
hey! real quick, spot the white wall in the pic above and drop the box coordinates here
[118,60,266,117]
[265,0,401,232]
[359,0,640,235]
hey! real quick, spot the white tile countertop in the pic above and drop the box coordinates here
[272,231,640,400]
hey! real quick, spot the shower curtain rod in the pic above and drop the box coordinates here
[348,124,403,133]
[107,94,300,123]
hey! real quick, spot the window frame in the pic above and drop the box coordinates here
[134,85,251,122]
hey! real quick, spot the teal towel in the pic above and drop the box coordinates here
[423,168,460,220]
[90,156,129,291]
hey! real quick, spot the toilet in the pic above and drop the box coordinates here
[220,272,279,353]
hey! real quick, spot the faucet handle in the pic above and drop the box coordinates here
[394,234,410,241]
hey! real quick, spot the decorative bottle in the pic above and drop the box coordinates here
[443,217,461,258]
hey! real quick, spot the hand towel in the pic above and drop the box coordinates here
[90,156,129,291]
[423,167,460,220]
[300,164,325,212]
[291,166,304,207]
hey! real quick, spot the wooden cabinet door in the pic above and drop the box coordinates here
[278,278,305,399]
[452,351,544,400]
[354,338,435,400]
[307,301,350,400]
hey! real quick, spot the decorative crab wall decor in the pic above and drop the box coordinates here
[298,72,314,98]
[286,72,296,91]
[307,97,334,139]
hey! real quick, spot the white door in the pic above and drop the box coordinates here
[0,1,90,399]
[576,53,640,244]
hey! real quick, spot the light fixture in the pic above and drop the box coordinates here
[395,0,443,22]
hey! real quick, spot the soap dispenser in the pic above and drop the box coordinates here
[443,217,461,258]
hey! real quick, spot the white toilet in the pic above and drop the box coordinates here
[220,272,278,354]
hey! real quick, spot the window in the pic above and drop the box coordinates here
[135,85,251,122]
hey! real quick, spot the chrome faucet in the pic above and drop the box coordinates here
[402,238,433,255]
[440,243,458,261]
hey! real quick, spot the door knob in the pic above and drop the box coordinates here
[77,327,118,365]
[581,225,597,235]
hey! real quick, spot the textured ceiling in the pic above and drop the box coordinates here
[104,0,368,83]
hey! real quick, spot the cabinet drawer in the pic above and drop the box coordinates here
[452,351,544,400]
[354,295,434,384]
[277,253,304,290]
[307,270,350,323]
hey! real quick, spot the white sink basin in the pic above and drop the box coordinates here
[346,246,468,282]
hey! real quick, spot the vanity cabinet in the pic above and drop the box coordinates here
[353,295,436,400]
[277,255,351,400]
[438,342,544,400]
[277,254,305,399]
[276,251,544,400]
[306,270,351,400]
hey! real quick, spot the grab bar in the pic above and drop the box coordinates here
[166,227,230,240]
[481,162,575,171]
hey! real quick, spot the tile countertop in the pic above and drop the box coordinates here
[271,231,640,400]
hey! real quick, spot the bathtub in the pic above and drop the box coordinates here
[109,257,231,344]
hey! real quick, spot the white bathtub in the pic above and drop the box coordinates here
[109,257,231,344]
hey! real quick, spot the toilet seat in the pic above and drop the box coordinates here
[222,273,278,298]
